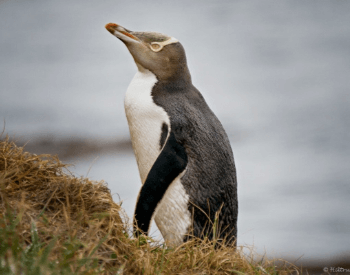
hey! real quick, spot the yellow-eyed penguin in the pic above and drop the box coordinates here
[105,23,238,246]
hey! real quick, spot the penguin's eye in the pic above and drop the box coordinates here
[150,42,163,52]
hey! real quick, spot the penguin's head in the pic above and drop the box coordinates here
[105,23,191,82]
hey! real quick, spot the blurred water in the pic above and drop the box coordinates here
[1,0,350,263]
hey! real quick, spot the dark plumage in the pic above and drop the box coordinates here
[152,77,238,244]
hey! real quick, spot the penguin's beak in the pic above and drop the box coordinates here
[105,23,141,43]
[105,23,153,71]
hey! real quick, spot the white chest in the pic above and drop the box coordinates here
[124,69,170,183]
[125,69,191,245]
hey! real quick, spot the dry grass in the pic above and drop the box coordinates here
[0,136,299,274]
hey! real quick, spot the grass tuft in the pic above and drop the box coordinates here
[0,136,299,274]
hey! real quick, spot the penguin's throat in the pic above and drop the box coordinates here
[135,63,148,73]
[135,62,191,85]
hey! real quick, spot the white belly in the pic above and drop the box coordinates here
[124,69,170,183]
[153,171,191,246]
[125,68,191,244]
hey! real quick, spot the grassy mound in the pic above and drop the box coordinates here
[0,137,298,274]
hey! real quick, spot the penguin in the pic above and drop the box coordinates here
[105,23,238,246]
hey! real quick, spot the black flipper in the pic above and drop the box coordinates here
[133,131,188,236]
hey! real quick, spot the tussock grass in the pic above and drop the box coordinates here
[0,136,299,274]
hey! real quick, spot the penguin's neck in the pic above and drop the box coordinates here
[136,63,192,89]
[135,63,151,74]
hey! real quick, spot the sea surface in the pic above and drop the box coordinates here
[1,0,350,264]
